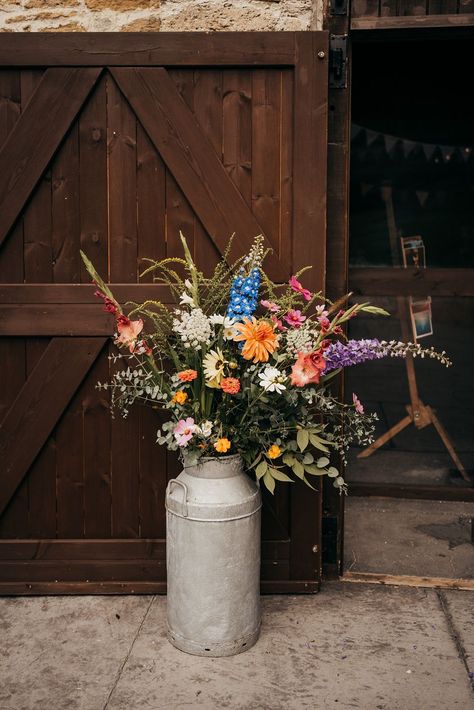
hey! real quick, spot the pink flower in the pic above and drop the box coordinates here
[260,299,280,313]
[289,276,312,301]
[318,315,331,331]
[283,309,306,328]
[271,315,287,332]
[315,305,328,317]
[116,316,144,352]
[290,350,326,387]
[353,393,364,414]
[94,289,118,315]
[174,417,196,447]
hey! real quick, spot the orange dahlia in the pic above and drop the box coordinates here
[177,369,198,382]
[233,317,278,363]
[220,377,241,395]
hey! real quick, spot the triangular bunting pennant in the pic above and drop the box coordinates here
[366,130,378,146]
[415,190,429,207]
[351,123,363,139]
[423,143,437,161]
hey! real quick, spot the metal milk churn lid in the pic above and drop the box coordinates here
[166,454,262,657]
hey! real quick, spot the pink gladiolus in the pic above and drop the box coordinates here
[283,309,306,328]
[318,315,331,331]
[290,350,326,387]
[289,276,312,301]
[260,299,280,313]
[116,317,144,352]
[353,393,364,414]
[174,417,196,446]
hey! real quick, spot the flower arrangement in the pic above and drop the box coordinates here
[81,235,451,494]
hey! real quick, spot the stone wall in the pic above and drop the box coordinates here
[0,0,325,33]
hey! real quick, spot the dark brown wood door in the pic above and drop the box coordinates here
[0,33,328,594]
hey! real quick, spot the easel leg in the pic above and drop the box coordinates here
[426,406,471,484]
[357,414,413,459]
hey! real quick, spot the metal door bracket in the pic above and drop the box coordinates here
[329,34,348,89]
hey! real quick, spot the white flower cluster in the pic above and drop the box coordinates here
[285,325,315,355]
[173,308,212,350]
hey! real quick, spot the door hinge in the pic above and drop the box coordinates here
[329,0,348,15]
[329,34,348,89]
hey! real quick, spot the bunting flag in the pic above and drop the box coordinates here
[351,124,472,163]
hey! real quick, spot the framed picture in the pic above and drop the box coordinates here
[410,297,433,340]
[400,236,426,268]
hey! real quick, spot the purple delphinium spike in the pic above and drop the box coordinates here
[323,339,388,372]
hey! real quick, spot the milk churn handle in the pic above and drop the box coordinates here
[167,479,188,517]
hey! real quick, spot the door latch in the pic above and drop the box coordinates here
[329,34,348,89]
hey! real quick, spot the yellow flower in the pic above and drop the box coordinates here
[214,438,231,453]
[267,444,281,459]
[203,348,226,388]
[172,390,188,405]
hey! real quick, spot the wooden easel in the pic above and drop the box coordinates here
[357,186,470,484]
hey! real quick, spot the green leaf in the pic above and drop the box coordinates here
[256,461,268,480]
[297,429,309,452]
[302,474,317,491]
[362,305,390,317]
[262,471,275,494]
[269,468,294,483]
[327,466,339,478]
[316,456,330,468]
[292,460,305,479]
[309,434,330,453]
[304,464,327,476]
[286,440,298,452]
[282,453,295,467]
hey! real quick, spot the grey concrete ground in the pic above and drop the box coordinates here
[1,584,473,710]
[344,497,474,578]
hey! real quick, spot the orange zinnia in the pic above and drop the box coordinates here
[233,317,278,363]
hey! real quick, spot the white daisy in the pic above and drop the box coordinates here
[203,348,227,387]
[258,366,286,394]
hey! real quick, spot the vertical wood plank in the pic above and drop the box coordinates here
[83,349,112,538]
[380,0,398,15]
[108,73,140,539]
[77,78,112,539]
[108,74,137,282]
[193,70,222,271]
[279,70,293,273]
[290,32,328,582]
[0,70,27,538]
[458,0,474,13]
[398,0,428,14]
[252,70,281,257]
[79,74,108,282]
[139,407,165,538]
[49,112,83,538]
[351,0,380,17]
[223,70,252,207]
[166,69,196,260]
[21,70,56,539]
[52,125,80,283]
[137,124,166,281]
[0,70,23,283]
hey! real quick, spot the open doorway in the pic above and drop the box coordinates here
[344,33,474,581]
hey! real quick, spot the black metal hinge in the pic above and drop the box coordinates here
[329,0,348,15]
[329,34,348,90]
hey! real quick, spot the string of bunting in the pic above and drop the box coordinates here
[351,124,472,164]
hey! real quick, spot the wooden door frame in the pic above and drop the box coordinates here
[322,3,474,578]
[0,32,330,594]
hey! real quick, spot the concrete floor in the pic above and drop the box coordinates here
[344,497,474,578]
[1,584,473,710]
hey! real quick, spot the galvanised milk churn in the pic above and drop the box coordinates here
[165,454,262,657]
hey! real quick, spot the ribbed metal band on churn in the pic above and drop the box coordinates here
[165,454,262,657]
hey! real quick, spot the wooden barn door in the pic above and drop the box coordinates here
[0,33,328,594]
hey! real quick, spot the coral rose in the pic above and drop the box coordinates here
[290,350,326,387]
